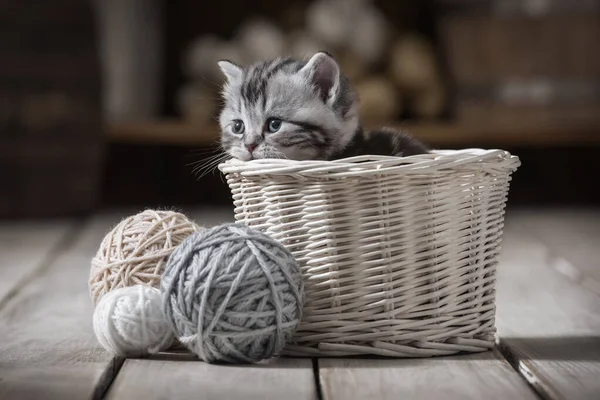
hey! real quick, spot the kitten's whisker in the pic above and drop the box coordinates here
[190,154,225,173]
[216,54,427,162]
[199,75,223,89]
[193,164,220,179]
[192,153,229,179]
[198,160,227,180]
[186,147,221,157]
[188,152,224,168]
[192,160,222,176]
[271,150,288,160]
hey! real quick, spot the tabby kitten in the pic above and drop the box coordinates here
[218,52,428,161]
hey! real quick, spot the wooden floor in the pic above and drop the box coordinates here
[0,207,599,400]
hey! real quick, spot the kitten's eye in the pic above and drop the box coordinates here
[267,118,282,133]
[232,120,245,134]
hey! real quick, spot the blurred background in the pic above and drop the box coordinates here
[1,0,599,220]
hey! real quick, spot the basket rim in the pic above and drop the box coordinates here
[218,148,521,177]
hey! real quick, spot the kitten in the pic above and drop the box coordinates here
[218,52,428,161]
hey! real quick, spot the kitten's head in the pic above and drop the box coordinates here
[218,52,359,161]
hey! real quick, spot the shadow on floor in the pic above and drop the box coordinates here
[499,336,600,361]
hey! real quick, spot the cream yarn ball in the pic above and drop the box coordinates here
[89,209,200,304]
[93,285,173,357]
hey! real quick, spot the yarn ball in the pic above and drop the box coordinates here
[161,223,304,364]
[93,285,174,357]
[89,209,200,305]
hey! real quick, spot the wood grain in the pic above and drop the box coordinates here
[2,208,598,398]
[0,215,121,400]
[318,349,536,400]
[105,353,318,400]
[495,219,600,400]
[0,221,72,306]
[107,120,600,147]
[505,209,600,294]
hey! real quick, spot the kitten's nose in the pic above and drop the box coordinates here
[246,143,257,153]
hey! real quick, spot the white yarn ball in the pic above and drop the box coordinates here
[93,285,174,357]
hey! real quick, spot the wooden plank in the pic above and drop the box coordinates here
[506,208,600,294]
[318,210,600,400]
[495,217,600,400]
[0,220,72,306]
[105,353,317,400]
[0,215,122,400]
[107,120,600,147]
[319,350,536,400]
[317,215,569,400]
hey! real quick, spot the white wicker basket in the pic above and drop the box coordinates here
[219,149,520,357]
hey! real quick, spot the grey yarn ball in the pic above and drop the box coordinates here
[161,223,304,363]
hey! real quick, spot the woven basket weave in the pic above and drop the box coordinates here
[219,149,520,357]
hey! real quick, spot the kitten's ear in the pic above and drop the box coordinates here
[300,52,340,103]
[218,60,243,83]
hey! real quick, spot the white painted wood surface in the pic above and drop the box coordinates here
[0,215,120,400]
[106,352,317,400]
[0,221,71,305]
[318,349,536,400]
[495,220,600,400]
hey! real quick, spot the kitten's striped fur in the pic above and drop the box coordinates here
[218,52,428,161]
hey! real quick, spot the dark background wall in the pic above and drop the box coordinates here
[1,0,599,219]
